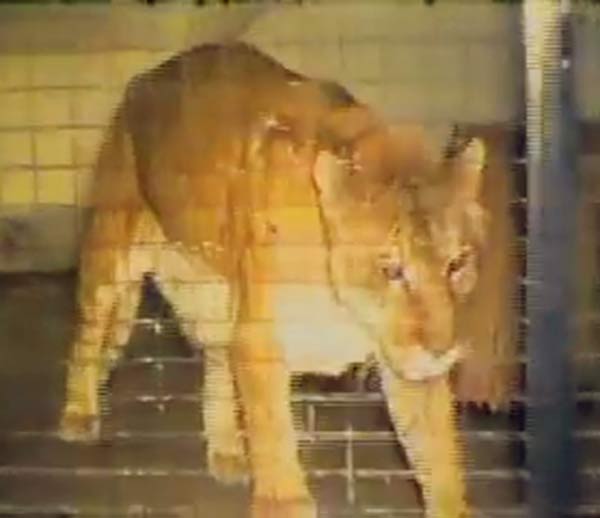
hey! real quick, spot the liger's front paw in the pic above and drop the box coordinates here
[58,409,100,442]
[208,448,249,485]
[251,496,316,518]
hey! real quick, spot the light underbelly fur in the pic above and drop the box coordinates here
[121,225,380,375]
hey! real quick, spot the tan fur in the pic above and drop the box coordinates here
[452,128,519,409]
[60,43,517,518]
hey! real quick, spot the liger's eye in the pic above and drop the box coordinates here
[382,261,405,281]
[446,248,478,296]
[378,247,411,290]
[447,252,470,277]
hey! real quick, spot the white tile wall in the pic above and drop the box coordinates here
[0,132,31,166]
[341,41,382,82]
[246,5,520,125]
[0,92,30,127]
[31,91,71,127]
[381,43,424,81]
[35,129,73,167]
[38,168,76,205]
[31,54,79,87]
[70,53,110,86]
[1,169,35,205]
[383,80,428,122]
[0,2,526,272]
[72,90,115,126]
[109,50,156,87]
[300,42,343,81]
[0,55,30,88]
[269,43,304,73]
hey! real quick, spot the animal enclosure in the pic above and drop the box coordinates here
[0,2,597,517]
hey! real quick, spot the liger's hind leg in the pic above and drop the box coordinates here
[102,282,143,373]
[60,209,141,441]
[153,246,247,484]
[381,366,470,518]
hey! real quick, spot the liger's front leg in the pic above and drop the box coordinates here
[381,366,470,518]
[233,280,315,518]
[202,339,248,484]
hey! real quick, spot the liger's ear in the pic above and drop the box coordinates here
[450,138,486,203]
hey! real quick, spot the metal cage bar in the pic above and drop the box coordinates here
[524,1,579,516]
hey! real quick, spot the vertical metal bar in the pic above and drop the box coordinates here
[524,1,579,516]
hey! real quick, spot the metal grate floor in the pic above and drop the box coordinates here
[0,273,527,518]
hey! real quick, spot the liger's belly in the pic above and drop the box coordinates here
[182,279,381,375]
[152,256,380,375]
[126,218,381,375]
[272,284,380,374]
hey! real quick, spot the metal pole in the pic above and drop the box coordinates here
[524,1,579,516]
